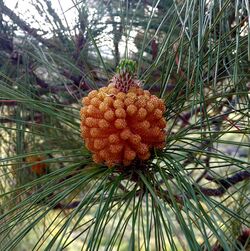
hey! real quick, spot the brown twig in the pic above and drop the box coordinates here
[53,201,80,209]
[212,228,250,251]
[196,169,250,197]
[0,113,43,124]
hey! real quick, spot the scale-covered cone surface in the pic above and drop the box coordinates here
[80,60,166,167]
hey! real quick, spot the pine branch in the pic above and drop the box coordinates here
[196,169,250,197]
[0,1,52,48]
[53,201,80,209]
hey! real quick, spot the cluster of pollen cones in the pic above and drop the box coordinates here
[80,74,167,167]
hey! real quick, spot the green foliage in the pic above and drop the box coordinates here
[116,59,137,75]
[0,0,250,250]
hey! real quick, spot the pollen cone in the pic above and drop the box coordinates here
[80,59,166,167]
[26,156,47,175]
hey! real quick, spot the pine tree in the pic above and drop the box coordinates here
[0,0,249,250]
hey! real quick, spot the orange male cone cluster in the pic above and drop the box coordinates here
[80,59,166,167]
[26,156,47,175]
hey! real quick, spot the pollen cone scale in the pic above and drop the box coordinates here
[80,59,166,167]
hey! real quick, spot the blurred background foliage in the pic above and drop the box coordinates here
[0,0,249,250]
